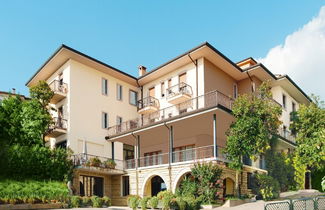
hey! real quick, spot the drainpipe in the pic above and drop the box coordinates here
[164,122,173,191]
[137,80,144,126]
[188,54,198,109]
[132,132,139,195]
[246,72,254,93]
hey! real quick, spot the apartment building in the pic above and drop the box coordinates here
[26,42,310,205]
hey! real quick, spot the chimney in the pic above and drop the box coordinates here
[12,88,16,94]
[138,65,147,77]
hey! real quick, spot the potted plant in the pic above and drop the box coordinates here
[89,157,101,167]
[104,159,116,169]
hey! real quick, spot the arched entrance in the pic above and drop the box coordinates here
[223,177,235,197]
[143,175,167,197]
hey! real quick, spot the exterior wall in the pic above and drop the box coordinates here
[141,58,204,110]
[271,86,299,130]
[203,59,237,97]
[237,76,262,95]
[68,59,139,160]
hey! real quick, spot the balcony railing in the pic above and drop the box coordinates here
[72,153,124,171]
[124,145,227,169]
[108,90,234,137]
[50,117,68,130]
[166,82,193,99]
[137,96,160,112]
[49,80,68,94]
[278,129,296,143]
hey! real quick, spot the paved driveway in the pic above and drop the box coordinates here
[213,200,265,210]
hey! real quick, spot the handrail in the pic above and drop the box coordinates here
[108,89,234,137]
[137,96,160,111]
[166,82,193,99]
[72,153,124,170]
[51,117,68,130]
[278,128,296,143]
[49,80,68,94]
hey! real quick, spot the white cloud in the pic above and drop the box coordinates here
[259,6,325,100]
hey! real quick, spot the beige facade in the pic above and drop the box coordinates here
[26,42,310,204]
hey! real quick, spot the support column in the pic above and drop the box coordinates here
[213,114,218,158]
[169,126,174,164]
[134,135,140,195]
[111,142,114,160]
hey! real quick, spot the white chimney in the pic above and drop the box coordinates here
[138,65,147,77]
[12,88,16,94]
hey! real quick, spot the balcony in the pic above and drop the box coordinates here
[108,90,233,137]
[49,80,68,103]
[166,82,193,104]
[72,153,124,175]
[124,145,228,170]
[137,96,160,115]
[278,129,296,143]
[47,117,67,137]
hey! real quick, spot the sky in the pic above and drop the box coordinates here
[0,1,325,99]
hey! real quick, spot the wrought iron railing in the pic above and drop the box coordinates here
[124,145,227,169]
[166,82,193,99]
[72,153,124,170]
[137,96,160,111]
[49,80,68,94]
[51,117,68,130]
[278,128,296,143]
[108,90,234,137]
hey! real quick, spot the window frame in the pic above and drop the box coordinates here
[233,83,238,99]
[121,176,130,197]
[282,94,287,109]
[102,78,108,96]
[116,84,123,101]
[129,89,138,106]
[102,112,108,129]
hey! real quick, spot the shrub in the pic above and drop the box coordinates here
[176,197,186,210]
[70,196,81,208]
[148,196,159,209]
[127,195,140,210]
[252,174,280,201]
[183,195,201,210]
[157,191,174,210]
[322,176,325,192]
[104,159,117,169]
[82,196,91,206]
[89,157,102,167]
[140,196,150,210]
[91,196,103,207]
[1,145,73,181]
[0,179,69,204]
[102,196,111,206]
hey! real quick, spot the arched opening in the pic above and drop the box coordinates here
[223,177,235,197]
[175,172,192,192]
[143,175,167,197]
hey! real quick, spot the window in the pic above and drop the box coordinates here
[144,151,162,166]
[117,84,123,100]
[168,79,172,88]
[102,112,108,129]
[123,144,134,160]
[292,102,296,112]
[259,155,266,169]
[102,78,108,95]
[243,155,252,166]
[233,84,238,99]
[116,116,123,132]
[129,90,138,106]
[179,72,187,83]
[79,175,103,197]
[283,125,287,137]
[149,87,155,97]
[173,145,195,162]
[161,82,165,97]
[247,172,253,189]
[122,176,130,196]
[282,94,287,109]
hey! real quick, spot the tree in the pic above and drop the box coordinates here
[29,80,54,110]
[290,95,325,189]
[225,81,282,196]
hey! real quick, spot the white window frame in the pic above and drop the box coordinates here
[233,84,238,99]
[102,78,108,96]
[102,112,108,129]
[117,84,123,101]
[129,90,138,106]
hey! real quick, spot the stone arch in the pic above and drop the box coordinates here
[222,177,235,197]
[141,173,168,197]
[172,168,192,193]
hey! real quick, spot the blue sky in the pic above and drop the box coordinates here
[0,1,324,97]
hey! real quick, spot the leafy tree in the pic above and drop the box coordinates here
[29,80,54,110]
[225,81,282,195]
[291,95,325,188]
[178,162,223,204]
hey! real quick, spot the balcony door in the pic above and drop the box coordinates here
[179,72,186,84]
[149,87,155,97]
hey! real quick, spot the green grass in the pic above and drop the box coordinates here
[0,179,69,204]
